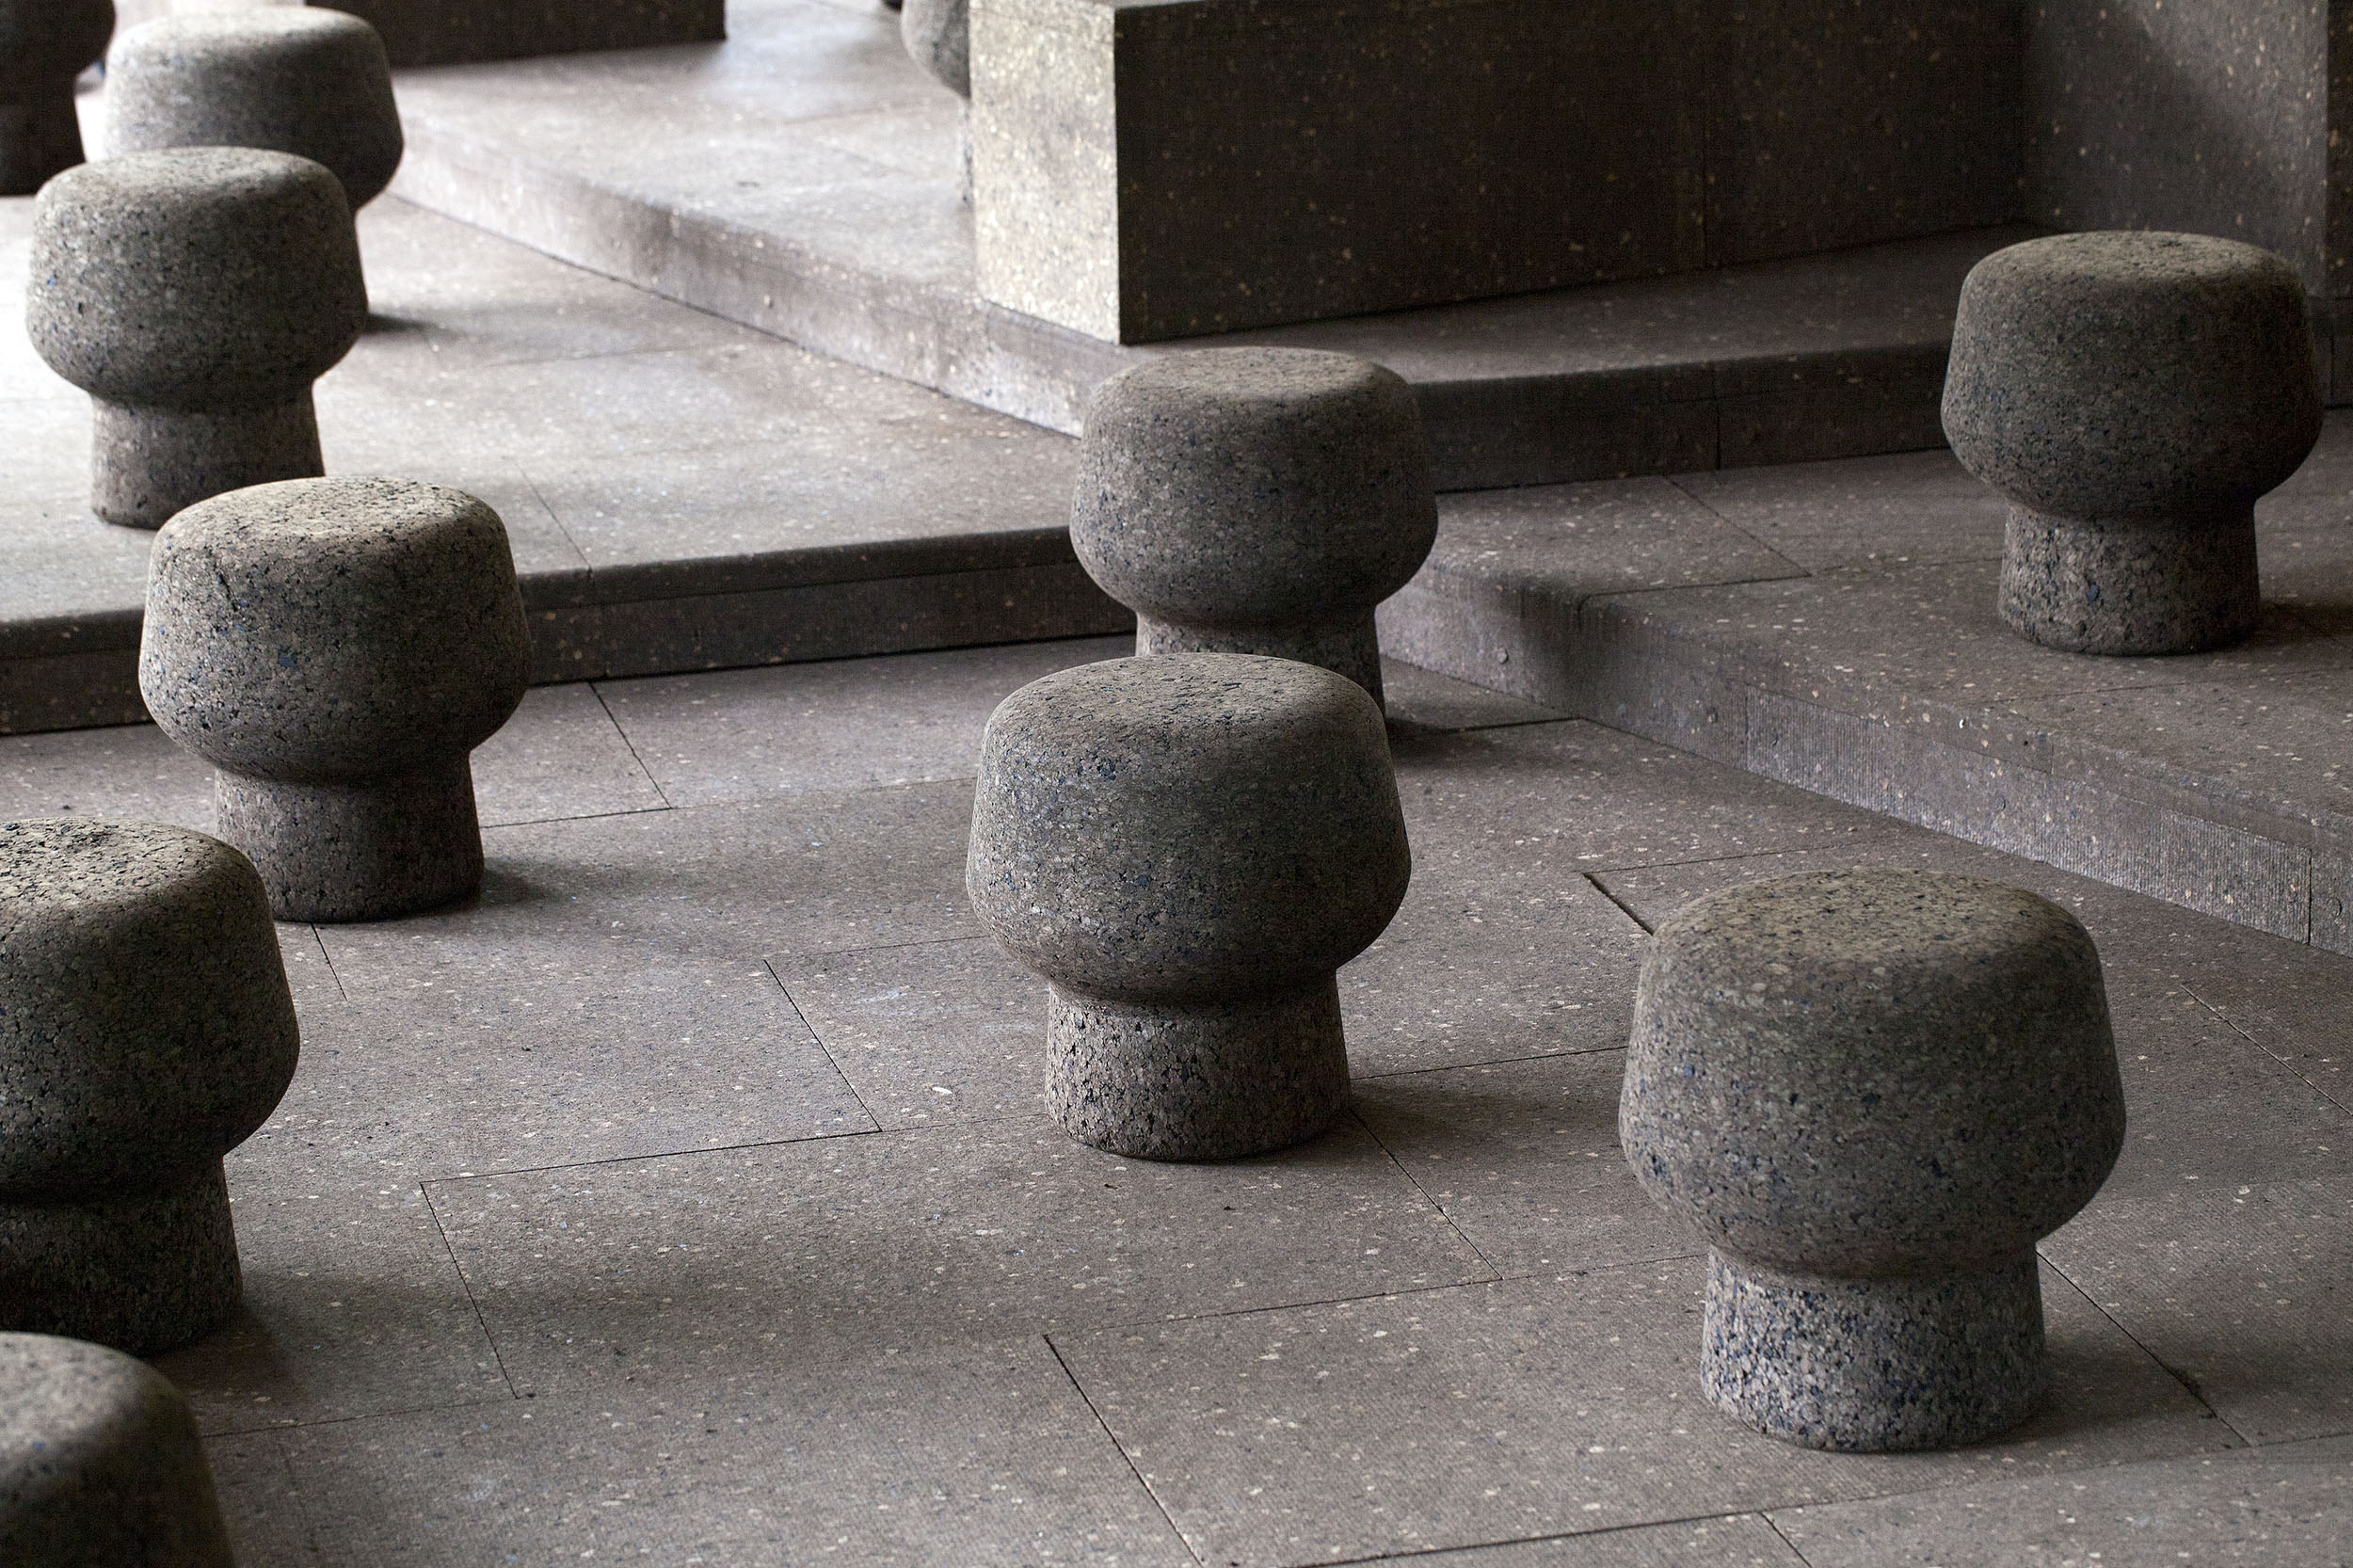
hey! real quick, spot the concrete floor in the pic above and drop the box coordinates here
[7,642,2349,1566]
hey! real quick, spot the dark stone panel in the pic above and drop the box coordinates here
[1700,0,2025,266]
[328,0,724,68]
[2024,0,2329,291]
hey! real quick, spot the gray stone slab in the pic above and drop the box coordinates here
[1342,865,1650,1078]
[773,937,1045,1131]
[597,636,1128,808]
[200,1431,315,1568]
[1352,1052,1696,1277]
[243,955,876,1184]
[317,780,984,993]
[272,1336,1193,1567]
[1668,449,2009,571]
[0,720,214,826]
[1053,1259,2224,1568]
[1775,1432,2353,1567]
[154,1173,508,1435]
[427,1109,1490,1395]
[2042,1176,2353,1446]
[1392,721,1897,874]
[470,683,668,826]
[1371,1517,1806,1567]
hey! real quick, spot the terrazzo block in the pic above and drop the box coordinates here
[968,654,1411,1160]
[0,1333,235,1567]
[1621,867,2127,1451]
[1071,349,1435,707]
[25,147,366,529]
[0,1,114,195]
[0,820,299,1355]
[139,477,532,921]
[106,8,405,212]
[1944,232,2322,654]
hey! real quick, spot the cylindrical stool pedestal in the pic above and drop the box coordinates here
[88,396,325,531]
[0,1,116,195]
[970,654,1411,1160]
[217,760,486,923]
[1621,867,2126,1452]
[0,1164,242,1359]
[1072,348,1436,708]
[1047,979,1350,1161]
[1944,231,2321,656]
[0,1333,236,1568]
[1702,1250,2047,1453]
[0,820,298,1357]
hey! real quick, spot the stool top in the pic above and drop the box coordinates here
[1622,867,2126,1273]
[1073,347,1436,623]
[26,146,365,408]
[1944,231,2320,518]
[140,477,533,779]
[0,821,297,1200]
[969,653,1409,1001]
[0,1333,233,1568]
[106,8,403,209]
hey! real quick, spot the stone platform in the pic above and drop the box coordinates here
[380,0,2041,490]
[5,636,2346,1566]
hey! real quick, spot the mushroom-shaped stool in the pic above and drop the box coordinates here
[1072,348,1437,708]
[1620,867,2127,1451]
[968,654,1411,1160]
[139,477,533,922]
[1944,232,2322,655]
[0,0,113,195]
[0,1333,236,1567]
[0,822,299,1355]
[26,146,366,529]
[105,8,405,217]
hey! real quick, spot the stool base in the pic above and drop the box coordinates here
[2000,503,2259,655]
[0,83,87,196]
[1046,978,1349,1160]
[0,1162,242,1357]
[1702,1248,2047,1452]
[217,758,485,922]
[1135,612,1385,709]
[91,397,325,530]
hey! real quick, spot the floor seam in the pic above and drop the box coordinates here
[2034,1247,2251,1447]
[417,1179,525,1404]
[1041,1334,1208,1568]
[587,678,675,809]
[1345,1104,1508,1284]
[306,925,348,1003]
[765,956,887,1135]
[1583,869,1656,934]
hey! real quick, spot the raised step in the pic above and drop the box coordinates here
[1379,426,2353,954]
[382,0,2041,490]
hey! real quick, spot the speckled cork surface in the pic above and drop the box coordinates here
[140,477,532,920]
[0,819,296,1351]
[1622,866,2126,1450]
[968,654,1409,1158]
[1071,348,1434,704]
[107,8,406,210]
[1945,232,2321,655]
[0,1333,235,1568]
[26,145,365,527]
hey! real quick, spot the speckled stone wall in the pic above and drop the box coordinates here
[106,0,724,66]
[2023,1,2329,293]
[973,0,2023,343]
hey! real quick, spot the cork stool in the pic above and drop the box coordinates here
[1944,232,2322,655]
[27,146,367,529]
[1619,868,2127,1452]
[0,822,299,1356]
[968,654,1411,1160]
[105,8,405,228]
[139,477,534,922]
[1071,348,1437,708]
[0,1,113,195]
[1,1333,235,1567]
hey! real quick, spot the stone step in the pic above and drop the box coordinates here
[1379,429,2353,955]
[380,0,2039,490]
